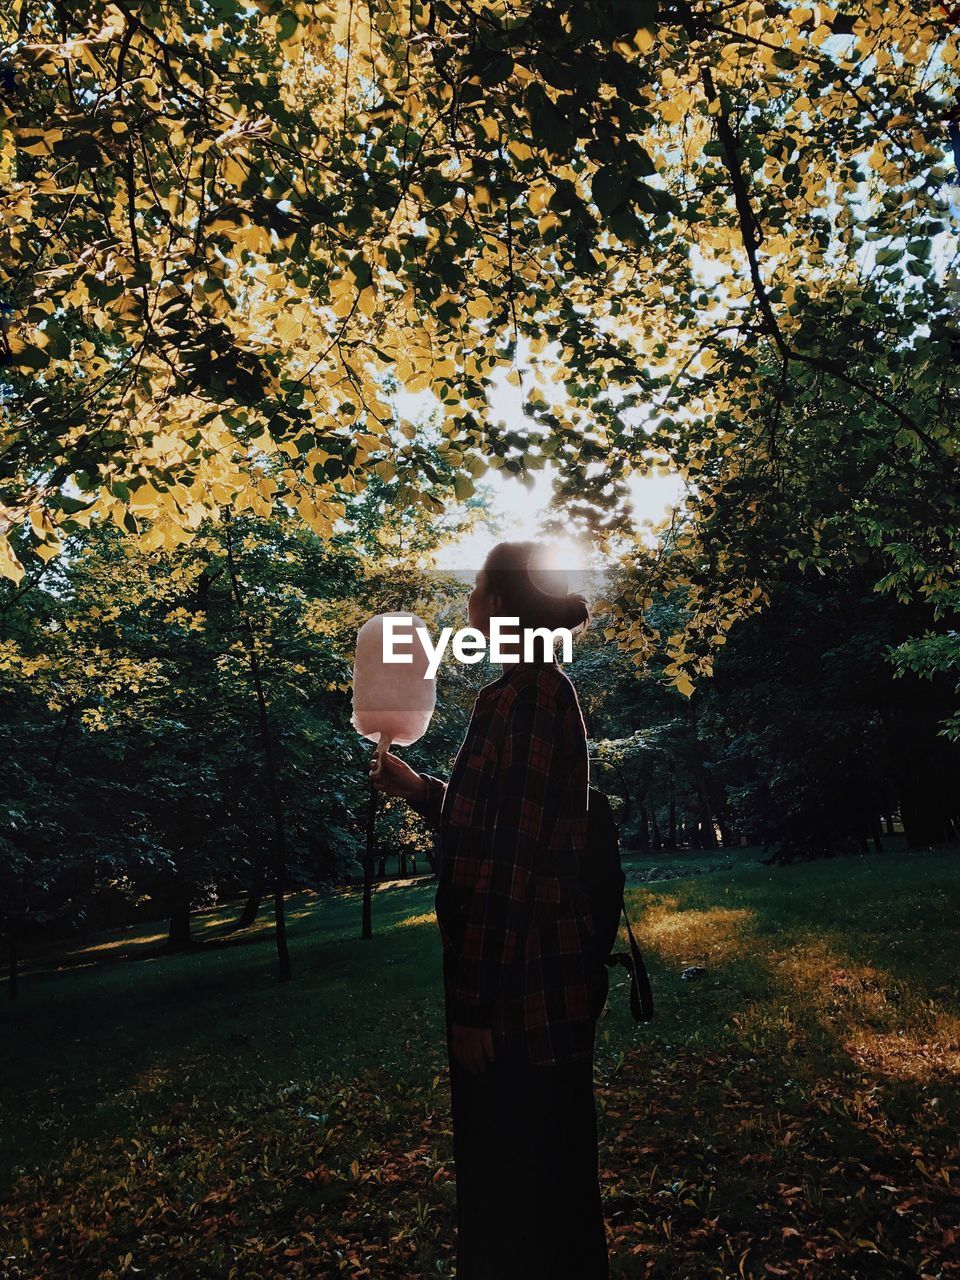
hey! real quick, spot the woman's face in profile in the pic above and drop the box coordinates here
[468,568,501,637]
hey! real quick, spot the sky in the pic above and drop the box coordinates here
[433,464,685,573]
[395,362,686,577]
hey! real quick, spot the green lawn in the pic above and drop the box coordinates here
[3,850,960,1279]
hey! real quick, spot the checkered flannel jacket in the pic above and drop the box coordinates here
[412,661,598,1066]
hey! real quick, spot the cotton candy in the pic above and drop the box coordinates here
[351,612,436,759]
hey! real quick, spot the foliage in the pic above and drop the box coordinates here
[571,561,960,856]
[1,1,957,698]
[0,502,446,951]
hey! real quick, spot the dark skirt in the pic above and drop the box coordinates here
[447,1027,608,1280]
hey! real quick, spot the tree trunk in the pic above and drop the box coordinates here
[691,763,719,850]
[8,915,22,1001]
[605,760,633,827]
[667,795,677,850]
[235,888,262,930]
[871,813,884,854]
[166,889,192,951]
[224,512,291,983]
[272,868,290,981]
[362,783,376,940]
[650,807,664,851]
[638,801,650,853]
[230,859,266,930]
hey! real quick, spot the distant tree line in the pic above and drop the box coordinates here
[3,500,959,999]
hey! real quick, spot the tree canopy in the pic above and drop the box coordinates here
[2,0,957,693]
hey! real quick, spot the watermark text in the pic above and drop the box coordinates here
[383,616,573,679]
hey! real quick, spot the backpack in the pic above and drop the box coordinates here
[582,787,654,1023]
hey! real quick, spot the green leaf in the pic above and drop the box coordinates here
[277,9,299,41]
[478,53,513,87]
[592,167,626,216]
[14,345,50,372]
[41,323,70,359]
[525,84,576,157]
[349,255,372,289]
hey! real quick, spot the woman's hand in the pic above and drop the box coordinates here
[369,749,428,805]
[451,1024,495,1075]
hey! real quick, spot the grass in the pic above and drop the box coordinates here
[2,848,960,1279]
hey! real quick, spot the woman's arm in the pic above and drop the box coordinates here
[447,676,570,1030]
[369,750,446,828]
[407,773,446,827]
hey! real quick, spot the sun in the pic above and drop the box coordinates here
[536,536,589,576]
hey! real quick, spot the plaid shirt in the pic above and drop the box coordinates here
[412,662,598,1066]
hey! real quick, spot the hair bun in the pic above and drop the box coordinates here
[557,592,590,632]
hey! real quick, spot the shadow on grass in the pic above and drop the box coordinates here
[598,853,960,1277]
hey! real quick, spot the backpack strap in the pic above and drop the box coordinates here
[606,902,654,1023]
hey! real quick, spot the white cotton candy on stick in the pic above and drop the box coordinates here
[351,613,436,761]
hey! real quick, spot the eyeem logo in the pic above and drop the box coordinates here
[383,616,573,680]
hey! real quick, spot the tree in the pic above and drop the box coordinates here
[2,2,955,713]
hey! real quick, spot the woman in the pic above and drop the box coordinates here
[370,541,608,1280]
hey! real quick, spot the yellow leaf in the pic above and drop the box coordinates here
[331,288,355,318]
[28,507,50,540]
[466,296,493,319]
[527,182,554,214]
[673,672,694,698]
[18,129,62,154]
[634,27,655,53]
[129,482,161,512]
[222,155,247,188]
[507,141,534,163]
[0,537,24,584]
[275,310,300,344]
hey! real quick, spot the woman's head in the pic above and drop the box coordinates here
[468,541,590,641]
